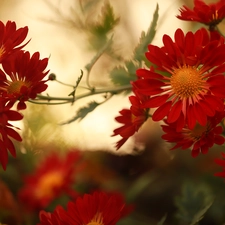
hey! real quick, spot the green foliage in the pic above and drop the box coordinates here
[175,181,214,225]
[157,214,167,225]
[68,70,84,100]
[61,101,100,124]
[133,4,159,63]
[88,0,120,50]
[126,172,157,202]
[110,60,138,86]
[110,4,159,86]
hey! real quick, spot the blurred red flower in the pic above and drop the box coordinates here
[0,20,28,62]
[18,150,81,211]
[214,152,225,178]
[134,28,225,131]
[0,98,23,170]
[38,191,133,225]
[0,51,49,110]
[112,89,149,149]
[177,0,225,28]
[161,111,225,157]
[38,206,67,225]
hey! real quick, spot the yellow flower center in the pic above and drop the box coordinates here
[35,171,63,199]
[170,66,203,99]
[87,212,104,225]
[7,80,30,95]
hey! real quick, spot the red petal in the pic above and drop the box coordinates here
[167,100,182,123]
[143,95,169,108]
[152,101,172,121]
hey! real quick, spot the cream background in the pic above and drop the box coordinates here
[0,0,190,154]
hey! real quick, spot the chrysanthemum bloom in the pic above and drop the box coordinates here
[112,89,149,149]
[38,191,133,225]
[161,111,225,157]
[0,98,23,170]
[0,20,28,62]
[214,152,225,178]
[0,50,49,110]
[38,206,67,225]
[18,151,81,211]
[134,28,225,131]
[177,0,225,29]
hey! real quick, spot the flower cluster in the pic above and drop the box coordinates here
[177,0,225,29]
[113,0,225,167]
[37,191,133,225]
[0,21,50,170]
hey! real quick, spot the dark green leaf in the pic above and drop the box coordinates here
[175,181,214,225]
[157,214,167,225]
[91,0,120,36]
[133,4,159,63]
[88,1,119,49]
[61,101,100,124]
[190,201,213,225]
[110,60,138,86]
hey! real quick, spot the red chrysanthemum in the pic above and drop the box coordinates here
[177,0,225,28]
[0,20,28,62]
[0,98,23,170]
[38,206,67,225]
[161,111,225,157]
[112,89,149,149]
[38,191,133,225]
[214,152,225,178]
[0,50,49,110]
[18,150,81,211]
[134,28,225,131]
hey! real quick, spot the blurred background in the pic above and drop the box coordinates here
[1,0,225,225]
[0,0,192,153]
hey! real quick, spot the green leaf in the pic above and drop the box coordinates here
[110,4,159,87]
[133,4,159,63]
[85,36,113,72]
[190,201,213,225]
[175,181,214,225]
[126,172,157,202]
[61,101,100,124]
[88,0,120,49]
[110,60,138,86]
[157,214,167,225]
[91,0,119,36]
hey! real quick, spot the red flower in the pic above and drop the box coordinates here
[177,0,225,28]
[38,206,67,225]
[112,89,149,149]
[0,20,28,62]
[38,191,133,225]
[0,98,23,170]
[18,151,81,211]
[161,111,225,157]
[214,152,225,178]
[134,28,225,131]
[0,50,49,110]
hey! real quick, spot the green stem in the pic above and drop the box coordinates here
[32,84,132,104]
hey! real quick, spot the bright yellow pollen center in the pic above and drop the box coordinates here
[35,171,63,199]
[7,80,29,94]
[87,212,104,225]
[170,66,203,99]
